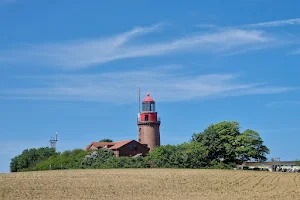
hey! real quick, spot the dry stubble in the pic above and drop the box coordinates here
[0,169,300,200]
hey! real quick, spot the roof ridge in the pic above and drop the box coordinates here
[115,140,132,143]
[109,140,134,150]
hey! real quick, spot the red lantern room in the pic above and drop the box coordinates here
[139,93,158,121]
[137,93,161,152]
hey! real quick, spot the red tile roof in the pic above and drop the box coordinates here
[86,140,133,150]
[109,140,132,150]
[86,142,116,149]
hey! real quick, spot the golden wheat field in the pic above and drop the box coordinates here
[0,169,300,200]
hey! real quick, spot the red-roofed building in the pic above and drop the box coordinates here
[85,140,149,157]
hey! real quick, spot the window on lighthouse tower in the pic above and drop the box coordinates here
[142,102,155,112]
[150,103,155,111]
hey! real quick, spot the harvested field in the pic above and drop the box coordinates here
[1,169,300,200]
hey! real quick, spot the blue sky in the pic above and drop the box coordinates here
[1,0,300,172]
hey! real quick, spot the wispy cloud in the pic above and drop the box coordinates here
[0,67,293,102]
[197,18,300,30]
[240,18,300,28]
[194,24,219,29]
[265,100,300,107]
[194,18,300,56]
[1,19,298,70]
[290,48,300,55]
[0,23,165,69]
[0,23,271,69]
[0,0,15,4]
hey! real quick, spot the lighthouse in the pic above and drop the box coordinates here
[137,93,161,152]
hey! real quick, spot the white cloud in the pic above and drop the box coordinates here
[1,67,293,103]
[0,24,270,69]
[0,23,164,69]
[0,0,15,4]
[290,49,300,55]
[265,100,300,107]
[194,24,219,29]
[197,18,300,30]
[240,18,300,28]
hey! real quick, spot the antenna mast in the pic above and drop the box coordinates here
[138,78,141,113]
[49,132,58,149]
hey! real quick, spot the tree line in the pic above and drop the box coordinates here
[10,121,273,172]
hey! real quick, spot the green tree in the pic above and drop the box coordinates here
[182,142,209,168]
[295,160,300,166]
[35,149,89,170]
[99,139,113,142]
[10,147,58,172]
[191,121,241,164]
[147,144,178,167]
[235,129,269,162]
[147,143,209,168]
[191,121,269,164]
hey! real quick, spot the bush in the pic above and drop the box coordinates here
[146,142,210,169]
[10,147,58,172]
[83,148,115,168]
[34,149,89,171]
[206,160,234,169]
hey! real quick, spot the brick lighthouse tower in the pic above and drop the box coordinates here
[137,93,161,152]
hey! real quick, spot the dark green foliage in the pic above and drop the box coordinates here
[147,142,209,168]
[10,147,58,172]
[235,129,270,162]
[82,148,147,169]
[99,139,113,142]
[205,160,234,169]
[34,149,89,170]
[83,148,115,168]
[192,121,269,164]
[183,142,210,168]
[296,160,300,166]
[191,121,240,163]
[104,157,147,168]
[146,144,178,168]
